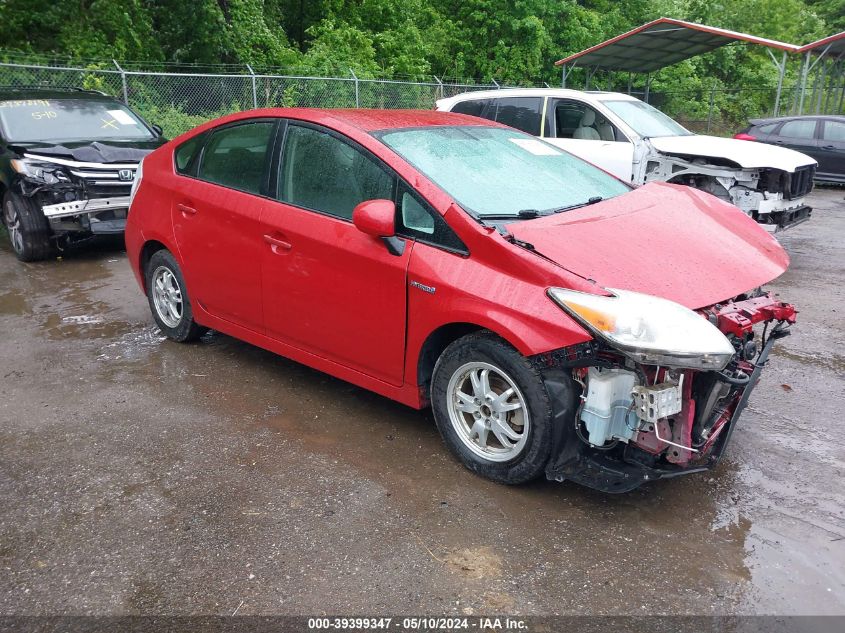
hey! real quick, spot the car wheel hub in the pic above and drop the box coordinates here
[3,201,24,255]
[152,265,183,328]
[446,361,529,462]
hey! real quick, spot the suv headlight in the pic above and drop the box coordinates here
[10,158,70,184]
[548,287,735,370]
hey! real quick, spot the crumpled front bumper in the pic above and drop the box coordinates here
[542,293,796,493]
[41,196,131,220]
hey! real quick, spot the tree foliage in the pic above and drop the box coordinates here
[0,0,837,93]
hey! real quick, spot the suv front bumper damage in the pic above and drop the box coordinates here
[42,196,131,219]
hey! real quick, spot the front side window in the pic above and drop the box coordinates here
[278,124,394,220]
[394,184,467,253]
[601,99,691,138]
[0,98,155,143]
[198,121,275,195]
[376,126,630,220]
[779,119,817,139]
[554,100,619,141]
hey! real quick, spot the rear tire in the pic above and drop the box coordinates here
[145,249,206,342]
[431,331,554,484]
[2,191,55,262]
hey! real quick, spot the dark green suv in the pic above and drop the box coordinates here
[0,88,166,261]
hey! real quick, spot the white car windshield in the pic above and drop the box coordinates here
[376,126,630,219]
[602,100,692,138]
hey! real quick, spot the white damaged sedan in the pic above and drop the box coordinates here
[437,88,817,229]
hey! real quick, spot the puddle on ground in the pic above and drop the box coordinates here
[0,289,30,316]
[773,345,845,373]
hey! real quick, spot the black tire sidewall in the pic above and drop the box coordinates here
[144,249,203,342]
[3,191,54,262]
[431,332,553,484]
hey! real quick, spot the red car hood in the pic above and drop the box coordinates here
[507,182,789,309]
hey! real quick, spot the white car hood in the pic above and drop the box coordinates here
[649,134,817,172]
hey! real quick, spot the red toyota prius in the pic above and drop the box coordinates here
[125,109,796,493]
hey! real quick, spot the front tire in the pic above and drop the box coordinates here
[431,331,554,484]
[2,191,54,262]
[145,249,206,342]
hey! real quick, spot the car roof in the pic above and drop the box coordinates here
[437,87,640,105]
[206,108,502,133]
[0,87,116,101]
[750,114,845,125]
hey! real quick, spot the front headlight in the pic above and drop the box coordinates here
[548,287,735,370]
[10,158,70,184]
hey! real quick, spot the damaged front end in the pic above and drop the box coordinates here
[537,290,796,493]
[641,149,815,231]
[11,153,137,240]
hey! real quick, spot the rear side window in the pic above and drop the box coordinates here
[489,97,543,136]
[450,99,487,117]
[198,121,275,195]
[278,124,395,221]
[779,119,817,139]
[174,131,207,176]
[822,120,845,142]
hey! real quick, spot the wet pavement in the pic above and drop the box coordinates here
[0,189,843,616]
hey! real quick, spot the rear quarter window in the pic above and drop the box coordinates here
[174,131,208,176]
[489,97,543,136]
[450,99,487,117]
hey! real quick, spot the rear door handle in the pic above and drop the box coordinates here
[177,203,197,216]
[822,145,836,150]
[263,233,292,253]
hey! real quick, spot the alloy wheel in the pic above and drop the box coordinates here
[446,361,530,462]
[3,200,24,255]
[151,265,183,328]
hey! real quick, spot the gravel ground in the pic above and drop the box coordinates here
[0,188,843,616]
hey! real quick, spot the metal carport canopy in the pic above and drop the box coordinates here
[798,31,845,56]
[555,17,799,73]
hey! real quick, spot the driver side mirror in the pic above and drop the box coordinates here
[353,199,395,237]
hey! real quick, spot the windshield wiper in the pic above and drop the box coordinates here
[552,196,604,214]
[479,209,543,221]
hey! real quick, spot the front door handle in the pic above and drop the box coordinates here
[177,203,197,216]
[822,144,836,150]
[263,233,292,253]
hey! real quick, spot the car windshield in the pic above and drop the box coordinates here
[601,100,691,138]
[0,98,155,143]
[375,126,630,219]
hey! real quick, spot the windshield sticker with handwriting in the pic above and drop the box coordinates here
[107,109,137,125]
[0,99,52,108]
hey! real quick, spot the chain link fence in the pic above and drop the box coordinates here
[3,59,841,139]
[0,61,501,138]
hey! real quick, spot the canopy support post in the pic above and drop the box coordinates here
[767,49,787,117]
[799,52,810,114]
